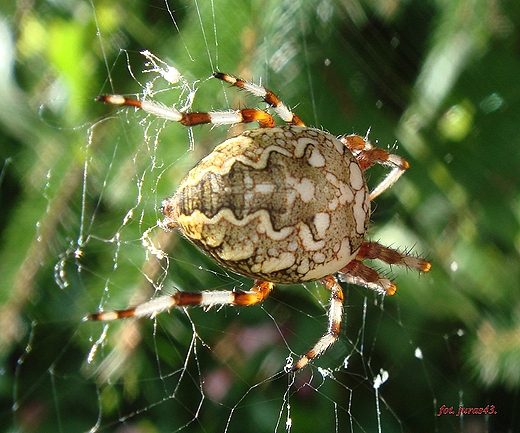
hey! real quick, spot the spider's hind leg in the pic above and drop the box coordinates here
[86,280,274,321]
[213,72,305,126]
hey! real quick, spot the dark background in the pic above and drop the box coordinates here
[1,0,520,432]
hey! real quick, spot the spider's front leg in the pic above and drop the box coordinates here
[85,280,274,321]
[338,241,431,296]
[289,275,344,372]
[341,134,410,200]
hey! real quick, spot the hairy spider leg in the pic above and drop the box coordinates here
[357,241,431,272]
[339,260,397,295]
[289,275,344,371]
[338,241,432,296]
[340,134,410,200]
[97,72,307,129]
[96,94,276,128]
[85,280,274,321]
[86,275,347,373]
[213,72,305,126]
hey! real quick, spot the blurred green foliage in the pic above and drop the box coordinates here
[1,0,520,432]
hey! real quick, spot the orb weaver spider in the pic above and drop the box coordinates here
[89,71,431,371]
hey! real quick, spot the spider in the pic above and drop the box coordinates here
[89,71,431,372]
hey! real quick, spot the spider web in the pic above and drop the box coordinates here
[6,0,519,432]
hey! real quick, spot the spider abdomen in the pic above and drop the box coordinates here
[161,125,371,284]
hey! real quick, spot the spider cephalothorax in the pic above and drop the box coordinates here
[89,72,431,371]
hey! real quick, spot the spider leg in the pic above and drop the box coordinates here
[339,259,397,295]
[96,95,276,128]
[213,72,305,126]
[85,280,274,321]
[340,134,410,200]
[357,241,431,272]
[290,275,344,372]
[338,241,431,296]
[97,71,306,128]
